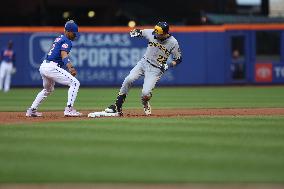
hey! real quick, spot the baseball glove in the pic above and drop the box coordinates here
[69,67,77,76]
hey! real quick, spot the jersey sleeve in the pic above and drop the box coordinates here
[142,29,154,40]
[60,40,72,53]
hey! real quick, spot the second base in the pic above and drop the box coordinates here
[88,111,119,118]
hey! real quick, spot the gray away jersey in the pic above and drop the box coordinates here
[142,29,181,67]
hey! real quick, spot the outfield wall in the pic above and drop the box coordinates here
[0,24,284,86]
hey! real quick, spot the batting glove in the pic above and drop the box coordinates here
[130,29,142,37]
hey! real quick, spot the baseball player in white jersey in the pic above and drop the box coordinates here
[26,20,82,117]
[0,40,16,93]
[88,21,182,118]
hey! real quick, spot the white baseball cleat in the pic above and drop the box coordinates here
[143,101,151,116]
[64,107,82,117]
[26,108,43,117]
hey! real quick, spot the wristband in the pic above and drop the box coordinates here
[175,57,182,65]
[62,56,71,65]
[171,57,182,67]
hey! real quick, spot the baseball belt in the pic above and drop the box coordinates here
[145,59,165,72]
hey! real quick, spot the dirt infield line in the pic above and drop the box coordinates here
[1,108,284,125]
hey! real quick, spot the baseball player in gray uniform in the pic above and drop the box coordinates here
[88,22,182,118]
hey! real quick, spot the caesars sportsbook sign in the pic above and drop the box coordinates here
[29,33,174,85]
[28,33,175,85]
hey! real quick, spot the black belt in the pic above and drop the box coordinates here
[145,59,165,72]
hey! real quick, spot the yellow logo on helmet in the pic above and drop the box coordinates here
[154,25,164,35]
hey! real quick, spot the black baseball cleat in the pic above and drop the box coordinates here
[104,104,123,116]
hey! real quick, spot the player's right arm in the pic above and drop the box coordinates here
[130,29,153,40]
[129,29,143,38]
[61,51,76,76]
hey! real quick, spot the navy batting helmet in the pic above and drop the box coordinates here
[152,22,169,36]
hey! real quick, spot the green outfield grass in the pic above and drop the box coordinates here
[0,86,284,183]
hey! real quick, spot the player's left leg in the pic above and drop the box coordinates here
[141,65,163,115]
[50,67,81,117]
[26,75,54,117]
[0,62,6,91]
[106,61,144,115]
[3,63,13,92]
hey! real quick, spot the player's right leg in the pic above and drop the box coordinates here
[105,62,144,116]
[26,66,55,117]
[104,94,126,116]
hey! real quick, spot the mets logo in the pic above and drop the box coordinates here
[62,43,69,48]
[29,33,60,68]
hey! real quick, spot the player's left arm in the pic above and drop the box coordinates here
[0,50,3,62]
[61,50,76,76]
[12,52,16,66]
[169,42,182,68]
[60,41,77,76]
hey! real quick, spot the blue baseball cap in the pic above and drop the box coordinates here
[65,20,79,38]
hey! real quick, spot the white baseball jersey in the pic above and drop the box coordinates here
[142,29,182,67]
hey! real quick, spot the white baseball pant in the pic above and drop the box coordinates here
[0,61,13,92]
[31,60,80,109]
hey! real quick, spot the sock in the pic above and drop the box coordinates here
[31,89,49,110]
[67,80,79,107]
[115,94,126,112]
[141,93,152,106]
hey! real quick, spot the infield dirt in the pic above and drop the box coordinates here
[1,108,284,125]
